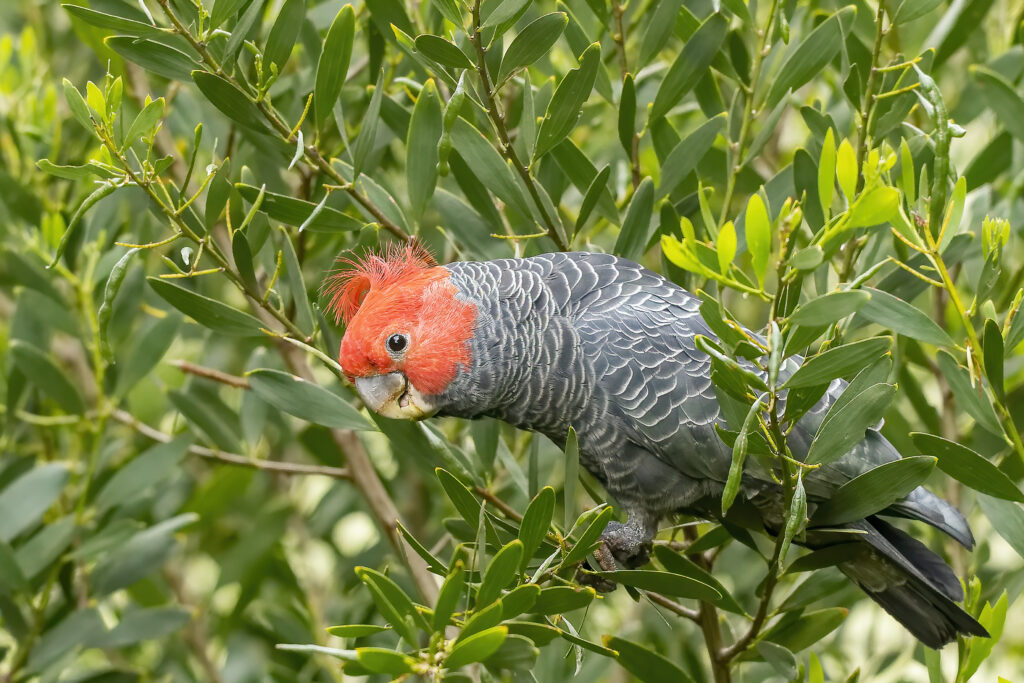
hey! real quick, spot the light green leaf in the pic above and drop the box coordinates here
[836,138,857,201]
[415,34,473,69]
[847,186,899,228]
[0,464,69,543]
[478,540,523,606]
[95,436,191,512]
[765,7,856,109]
[446,626,508,669]
[745,193,771,288]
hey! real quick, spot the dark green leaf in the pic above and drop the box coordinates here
[9,340,85,414]
[433,562,466,630]
[650,12,728,120]
[100,608,191,648]
[783,337,891,389]
[518,487,555,570]
[192,71,270,133]
[148,277,263,336]
[314,5,355,131]
[91,514,197,595]
[613,177,655,261]
[789,291,871,327]
[353,71,386,180]
[811,457,936,525]
[657,113,726,199]
[498,13,568,82]
[806,383,896,466]
[534,43,601,159]
[436,468,482,527]
[531,586,595,614]
[356,648,416,675]
[235,184,364,231]
[264,0,304,69]
[63,4,164,35]
[407,79,443,220]
[415,34,473,69]
[971,65,1024,141]
[247,369,374,431]
[978,495,1024,559]
[326,624,390,638]
[983,318,1005,400]
[765,7,856,109]
[591,570,721,601]
[857,287,954,347]
[477,540,523,606]
[936,351,1003,435]
[912,433,1023,502]
[604,635,696,683]
[106,37,198,81]
[0,464,69,543]
[447,626,508,669]
[95,436,191,512]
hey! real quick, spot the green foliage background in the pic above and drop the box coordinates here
[2,0,1024,680]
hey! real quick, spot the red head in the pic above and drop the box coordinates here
[325,244,476,419]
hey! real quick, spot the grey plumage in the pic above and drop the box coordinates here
[434,251,985,647]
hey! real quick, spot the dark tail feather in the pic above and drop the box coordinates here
[886,486,975,549]
[836,518,988,648]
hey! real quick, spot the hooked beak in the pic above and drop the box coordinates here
[354,372,438,420]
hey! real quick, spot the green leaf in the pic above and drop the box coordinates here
[518,487,555,571]
[500,584,540,620]
[603,635,696,683]
[123,96,165,146]
[717,221,737,275]
[407,79,443,221]
[984,318,1005,400]
[978,495,1024,559]
[62,78,95,132]
[893,0,944,24]
[498,12,568,82]
[9,340,86,414]
[836,138,857,202]
[765,7,856,109]
[326,624,391,638]
[574,164,612,236]
[652,546,747,614]
[847,186,899,228]
[765,607,848,651]
[789,291,871,327]
[147,277,264,336]
[806,383,896,466]
[247,369,375,431]
[100,607,192,648]
[314,5,355,132]
[650,12,728,120]
[169,387,241,452]
[722,397,762,515]
[264,0,304,69]
[0,540,28,594]
[562,505,613,566]
[0,464,69,543]
[857,288,954,347]
[353,71,386,180]
[484,633,539,671]
[530,586,595,614]
[192,71,270,133]
[657,113,727,199]
[224,0,263,63]
[911,433,1024,502]
[415,34,473,69]
[354,566,421,644]
[91,514,197,595]
[433,562,466,631]
[446,626,508,670]
[63,4,164,35]
[279,229,315,335]
[783,336,891,389]
[211,0,252,29]
[235,184,363,231]
[563,427,579,530]
[356,648,416,675]
[477,540,523,606]
[745,193,771,288]
[115,313,181,397]
[591,570,721,601]
[106,37,198,81]
[972,65,1024,142]
[450,118,533,217]
[613,177,655,261]
[963,592,1007,678]
[936,351,1003,435]
[534,43,601,159]
[780,473,807,563]
[436,468,482,528]
[95,436,191,512]
[811,457,936,525]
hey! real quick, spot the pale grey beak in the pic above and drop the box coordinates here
[354,372,407,414]
[354,372,439,420]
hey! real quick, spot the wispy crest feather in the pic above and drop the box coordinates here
[323,242,436,324]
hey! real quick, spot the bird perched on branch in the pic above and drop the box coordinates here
[327,244,986,648]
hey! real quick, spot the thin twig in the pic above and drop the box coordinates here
[111,409,352,479]
[646,592,700,622]
[171,359,251,389]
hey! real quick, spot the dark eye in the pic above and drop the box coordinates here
[386,333,408,354]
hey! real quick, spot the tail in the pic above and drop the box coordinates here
[832,518,988,648]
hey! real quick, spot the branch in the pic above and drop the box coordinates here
[111,409,352,479]
[171,359,251,388]
[468,0,567,250]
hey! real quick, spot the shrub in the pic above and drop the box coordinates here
[1,0,1022,680]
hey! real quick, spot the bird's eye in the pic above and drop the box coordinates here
[386,333,408,354]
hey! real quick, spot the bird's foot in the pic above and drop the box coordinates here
[600,520,652,568]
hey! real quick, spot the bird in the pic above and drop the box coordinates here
[326,243,988,648]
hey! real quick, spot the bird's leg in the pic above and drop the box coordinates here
[598,515,656,568]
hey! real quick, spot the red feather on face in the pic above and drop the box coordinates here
[324,243,476,395]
